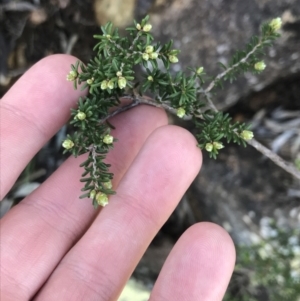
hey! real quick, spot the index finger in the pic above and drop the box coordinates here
[0,54,86,199]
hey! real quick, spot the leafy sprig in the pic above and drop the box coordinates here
[64,16,282,208]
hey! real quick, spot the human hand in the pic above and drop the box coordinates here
[0,55,235,301]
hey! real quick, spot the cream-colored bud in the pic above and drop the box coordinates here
[254,61,266,71]
[176,107,186,118]
[136,23,141,30]
[118,77,127,89]
[205,143,213,152]
[169,55,179,63]
[240,130,254,140]
[145,45,154,53]
[96,192,109,207]
[66,70,77,81]
[106,34,111,39]
[107,80,114,90]
[142,53,149,61]
[196,67,204,75]
[143,24,152,32]
[149,52,158,59]
[213,141,224,150]
[62,139,74,149]
[103,134,114,144]
[147,76,153,81]
[89,190,96,199]
[269,17,282,31]
[76,111,86,120]
[87,77,94,85]
[116,71,122,77]
[103,180,112,190]
[101,80,108,90]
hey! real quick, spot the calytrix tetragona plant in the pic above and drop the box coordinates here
[63,16,282,209]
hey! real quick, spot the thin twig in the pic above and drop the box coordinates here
[203,40,263,111]
[98,95,181,125]
[246,139,300,180]
[204,41,263,94]
[88,145,99,189]
[98,100,140,124]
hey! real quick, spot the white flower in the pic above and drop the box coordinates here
[103,134,114,144]
[145,45,154,53]
[76,111,86,120]
[240,130,254,140]
[196,67,204,75]
[205,143,213,152]
[62,139,74,149]
[213,142,224,150]
[269,17,282,31]
[96,192,109,207]
[143,24,152,32]
[176,107,185,118]
[169,55,178,63]
[254,61,266,71]
[118,77,127,89]
[66,70,77,81]
[101,80,108,90]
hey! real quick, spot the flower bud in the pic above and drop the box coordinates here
[103,180,112,190]
[136,23,141,30]
[101,80,108,90]
[118,77,127,89]
[106,34,111,39]
[196,67,204,75]
[269,17,282,31]
[62,139,74,149]
[143,24,152,32]
[254,61,266,71]
[116,71,122,77]
[103,134,114,144]
[66,70,77,81]
[76,111,86,120]
[89,190,96,199]
[147,75,153,81]
[145,45,154,53]
[240,130,254,140]
[149,52,158,59]
[176,107,186,118]
[142,53,149,61]
[87,77,94,85]
[169,55,179,63]
[205,143,213,152]
[213,141,224,150]
[96,192,109,207]
[107,80,114,90]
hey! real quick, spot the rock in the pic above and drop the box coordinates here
[148,0,300,109]
[189,145,300,245]
[94,0,137,27]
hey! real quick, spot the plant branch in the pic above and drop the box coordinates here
[87,144,99,189]
[100,89,300,180]
[98,99,140,124]
[201,57,300,180]
[246,138,300,180]
[204,41,263,95]
[99,94,191,124]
